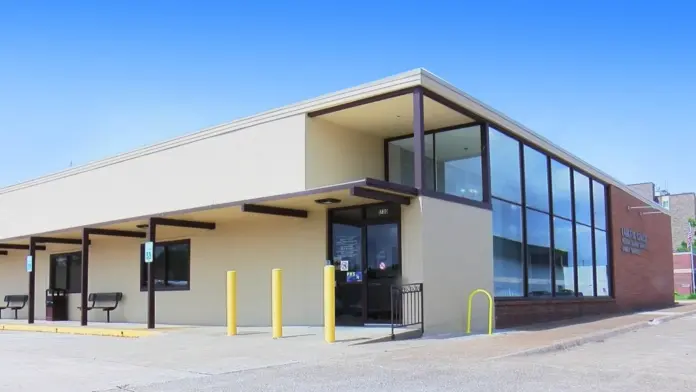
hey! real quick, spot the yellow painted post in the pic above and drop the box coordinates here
[226,271,237,336]
[323,265,336,343]
[272,268,283,339]
[466,289,494,335]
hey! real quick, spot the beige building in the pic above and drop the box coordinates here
[0,69,666,335]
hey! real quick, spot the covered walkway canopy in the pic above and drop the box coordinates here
[0,178,416,328]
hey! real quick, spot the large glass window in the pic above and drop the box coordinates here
[593,181,606,230]
[551,160,572,219]
[526,209,551,296]
[595,229,610,296]
[489,130,612,299]
[553,217,575,296]
[524,146,549,212]
[574,171,592,225]
[387,126,484,202]
[140,239,191,291]
[387,134,434,190]
[434,125,483,201]
[493,199,524,297]
[50,252,82,294]
[490,128,522,203]
[576,224,594,296]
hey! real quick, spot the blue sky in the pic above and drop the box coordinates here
[1,1,694,192]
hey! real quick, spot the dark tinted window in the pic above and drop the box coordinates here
[51,252,82,294]
[140,240,191,290]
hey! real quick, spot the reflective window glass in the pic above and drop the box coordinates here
[524,146,549,212]
[595,229,610,296]
[435,125,483,201]
[490,128,521,203]
[576,223,595,296]
[526,209,552,296]
[553,217,576,296]
[593,181,606,230]
[493,198,524,297]
[551,160,572,219]
[387,135,435,190]
[574,171,592,225]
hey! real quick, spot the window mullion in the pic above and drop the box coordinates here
[164,245,169,287]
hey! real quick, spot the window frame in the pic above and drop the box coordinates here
[49,251,82,294]
[488,126,612,301]
[384,122,490,209]
[139,239,191,292]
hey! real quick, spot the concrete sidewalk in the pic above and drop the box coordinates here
[406,302,696,361]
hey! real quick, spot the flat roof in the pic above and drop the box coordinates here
[0,68,668,215]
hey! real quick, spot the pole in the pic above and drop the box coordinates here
[324,265,335,343]
[691,242,695,295]
[226,271,237,336]
[80,229,90,326]
[28,238,36,324]
[272,268,282,339]
[147,221,157,329]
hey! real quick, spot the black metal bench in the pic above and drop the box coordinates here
[78,292,123,323]
[0,295,28,319]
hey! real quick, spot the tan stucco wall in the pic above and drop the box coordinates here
[0,114,308,240]
[0,212,327,326]
[0,198,493,334]
[401,197,494,335]
[305,117,384,188]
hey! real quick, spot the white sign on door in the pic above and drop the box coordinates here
[339,260,349,272]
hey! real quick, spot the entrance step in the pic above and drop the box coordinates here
[352,326,423,345]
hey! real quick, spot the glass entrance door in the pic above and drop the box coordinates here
[329,203,401,326]
[366,223,399,323]
[332,222,365,326]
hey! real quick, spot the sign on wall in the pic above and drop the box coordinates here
[144,241,154,263]
[621,228,647,255]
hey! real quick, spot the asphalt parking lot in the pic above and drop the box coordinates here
[2,313,696,391]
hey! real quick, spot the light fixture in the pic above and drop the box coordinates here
[315,198,341,205]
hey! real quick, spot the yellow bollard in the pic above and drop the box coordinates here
[272,268,282,339]
[226,271,237,336]
[323,265,336,343]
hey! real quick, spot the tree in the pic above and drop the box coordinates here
[676,218,696,252]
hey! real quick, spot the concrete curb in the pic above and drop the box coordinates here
[0,323,158,338]
[502,309,696,358]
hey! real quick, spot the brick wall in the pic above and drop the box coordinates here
[674,253,694,295]
[611,185,674,310]
[627,183,655,202]
[496,185,674,329]
[666,193,696,251]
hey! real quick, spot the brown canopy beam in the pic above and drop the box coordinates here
[0,244,46,251]
[150,217,216,231]
[33,236,84,245]
[351,187,411,206]
[241,204,308,218]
